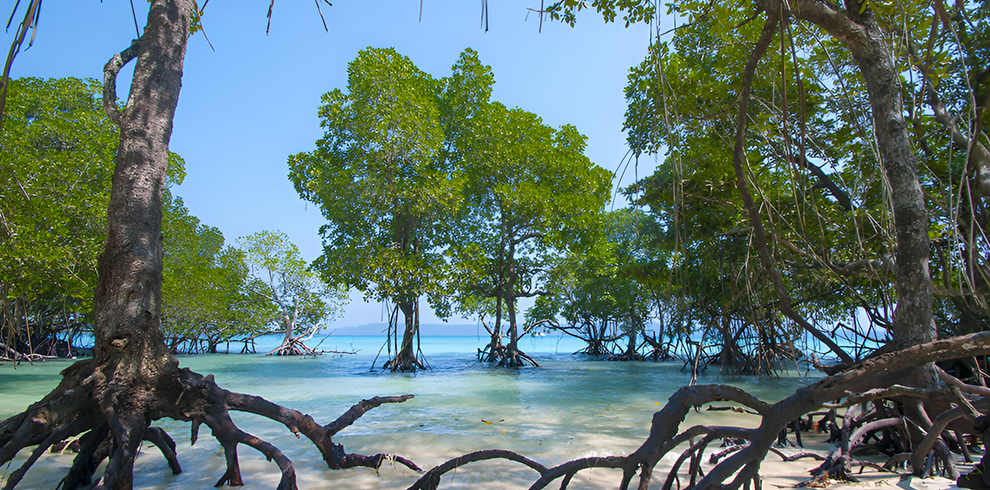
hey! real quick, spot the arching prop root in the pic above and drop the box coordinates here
[0,360,420,490]
[267,325,327,356]
[382,354,427,372]
[412,331,990,490]
[267,336,322,356]
[479,341,539,367]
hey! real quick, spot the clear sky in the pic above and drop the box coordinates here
[7,0,661,328]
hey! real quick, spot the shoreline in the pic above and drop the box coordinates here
[0,355,959,490]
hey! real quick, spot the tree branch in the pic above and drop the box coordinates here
[927,86,990,196]
[0,0,41,139]
[729,4,855,366]
[102,39,141,125]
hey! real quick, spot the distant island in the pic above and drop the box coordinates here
[325,323,490,337]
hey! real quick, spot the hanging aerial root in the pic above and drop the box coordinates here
[383,355,427,372]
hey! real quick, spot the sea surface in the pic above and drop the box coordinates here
[1,334,820,489]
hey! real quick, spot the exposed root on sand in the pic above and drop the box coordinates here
[0,357,419,490]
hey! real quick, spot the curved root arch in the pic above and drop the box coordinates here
[478,334,539,367]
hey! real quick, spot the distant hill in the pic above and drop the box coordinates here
[326,322,488,337]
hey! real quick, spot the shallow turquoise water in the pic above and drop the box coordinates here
[246,332,592,357]
[0,335,818,489]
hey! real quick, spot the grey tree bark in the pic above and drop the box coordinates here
[785,0,935,351]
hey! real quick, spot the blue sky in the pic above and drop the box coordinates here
[8,1,662,327]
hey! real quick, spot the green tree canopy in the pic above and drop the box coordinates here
[0,77,120,356]
[162,196,271,353]
[0,77,259,357]
[289,47,492,370]
[238,230,347,356]
[452,100,613,366]
[566,0,990,365]
[0,77,116,327]
[529,208,655,359]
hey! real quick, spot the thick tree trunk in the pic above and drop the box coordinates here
[94,1,187,365]
[506,288,519,351]
[281,311,294,346]
[495,238,537,367]
[728,0,940,482]
[2,2,192,487]
[479,225,535,367]
[267,305,322,356]
[1,3,420,488]
[484,294,503,362]
[505,238,518,351]
[384,300,424,371]
[608,328,644,361]
[89,2,191,486]
[790,0,934,351]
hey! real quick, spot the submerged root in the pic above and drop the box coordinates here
[382,353,427,372]
[499,348,538,368]
[640,332,674,361]
[0,342,57,364]
[0,359,420,490]
[609,351,646,361]
[8,333,990,490]
[479,342,539,367]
